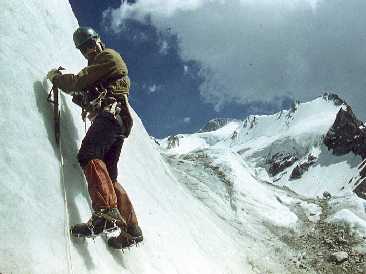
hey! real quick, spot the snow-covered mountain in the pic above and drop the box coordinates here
[160,93,366,273]
[160,93,365,198]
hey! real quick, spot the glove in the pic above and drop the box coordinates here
[47,68,62,84]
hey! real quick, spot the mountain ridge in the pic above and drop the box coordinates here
[159,93,366,273]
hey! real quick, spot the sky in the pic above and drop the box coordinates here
[69,0,366,138]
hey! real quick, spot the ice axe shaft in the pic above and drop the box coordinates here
[47,66,65,145]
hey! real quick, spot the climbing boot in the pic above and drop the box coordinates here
[70,208,126,238]
[107,224,143,249]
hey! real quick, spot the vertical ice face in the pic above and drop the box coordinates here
[0,1,83,273]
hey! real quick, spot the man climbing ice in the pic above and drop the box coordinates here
[47,26,143,249]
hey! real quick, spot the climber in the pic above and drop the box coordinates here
[47,26,143,249]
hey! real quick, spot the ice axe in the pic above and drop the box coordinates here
[47,66,65,146]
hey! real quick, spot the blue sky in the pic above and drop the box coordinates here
[69,0,366,138]
[69,0,292,138]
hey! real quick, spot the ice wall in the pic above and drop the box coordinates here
[0,1,250,273]
[0,1,83,273]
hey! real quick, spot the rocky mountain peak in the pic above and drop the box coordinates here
[322,103,366,199]
[322,92,348,106]
[323,105,366,159]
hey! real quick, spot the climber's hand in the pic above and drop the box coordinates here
[47,68,62,84]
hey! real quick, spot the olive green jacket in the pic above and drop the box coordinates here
[54,48,130,96]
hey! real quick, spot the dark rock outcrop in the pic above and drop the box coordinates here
[266,152,298,176]
[354,161,366,199]
[322,92,347,106]
[323,102,366,199]
[199,118,235,133]
[243,116,257,129]
[151,136,160,146]
[290,154,317,180]
[323,106,366,159]
[354,178,366,199]
[167,135,180,149]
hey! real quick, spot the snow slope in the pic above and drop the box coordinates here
[0,1,255,273]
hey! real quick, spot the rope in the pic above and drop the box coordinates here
[55,91,74,274]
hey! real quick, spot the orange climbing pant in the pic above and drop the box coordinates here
[113,181,139,227]
[84,159,139,227]
[84,159,118,210]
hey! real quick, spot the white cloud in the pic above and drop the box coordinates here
[183,117,191,123]
[148,84,159,94]
[183,65,189,74]
[106,0,208,27]
[107,0,319,22]
[159,40,169,54]
[105,0,366,120]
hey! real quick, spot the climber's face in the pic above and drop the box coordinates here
[79,40,96,60]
